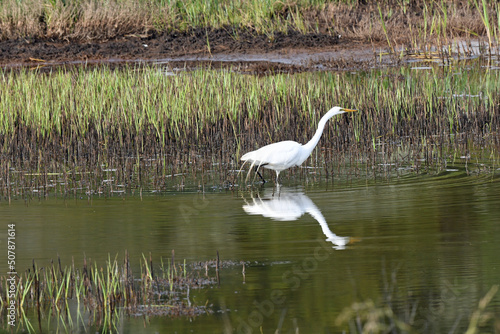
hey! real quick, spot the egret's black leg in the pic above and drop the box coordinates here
[255,167,266,183]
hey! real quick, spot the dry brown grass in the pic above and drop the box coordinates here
[0,0,157,41]
[304,1,496,45]
[0,0,497,44]
[69,0,154,40]
[0,0,44,40]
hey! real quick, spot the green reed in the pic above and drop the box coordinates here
[0,65,497,143]
[0,61,499,194]
[0,253,216,332]
[475,0,494,47]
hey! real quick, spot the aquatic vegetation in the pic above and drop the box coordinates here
[336,282,499,334]
[0,252,217,332]
[0,60,499,195]
[335,260,500,333]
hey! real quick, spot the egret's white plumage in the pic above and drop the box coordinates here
[241,106,357,183]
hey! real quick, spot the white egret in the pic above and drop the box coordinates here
[240,106,357,183]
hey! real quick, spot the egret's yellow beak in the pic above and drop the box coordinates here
[348,237,362,245]
[343,108,357,113]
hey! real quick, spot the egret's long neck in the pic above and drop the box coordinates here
[302,113,333,154]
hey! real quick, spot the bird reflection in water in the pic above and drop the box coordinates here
[242,187,357,250]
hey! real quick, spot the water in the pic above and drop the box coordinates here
[2,166,500,333]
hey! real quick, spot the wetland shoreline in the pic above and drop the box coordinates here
[1,0,499,195]
[1,61,499,196]
[1,2,500,332]
[1,0,499,70]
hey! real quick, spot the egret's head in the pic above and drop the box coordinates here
[328,106,357,115]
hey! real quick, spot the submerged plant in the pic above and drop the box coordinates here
[0,252,217,332]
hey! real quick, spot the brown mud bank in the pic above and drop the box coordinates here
[0,29,493,74]
[0,27,357,71]
[2,3,498,72]
[1,0,498,71]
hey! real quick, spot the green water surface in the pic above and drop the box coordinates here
[1,167,500,333]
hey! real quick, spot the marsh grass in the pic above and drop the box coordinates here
[370,0,500,58]
[336,286,499,333]
[0,252,216,332]
[336,262,500,334]
[0,60,499,195]
[0,0,499,49]
[0,0,320,41]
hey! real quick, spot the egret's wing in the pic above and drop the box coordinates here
[243,141,303,169]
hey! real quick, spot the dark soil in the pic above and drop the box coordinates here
[0,27,376,72]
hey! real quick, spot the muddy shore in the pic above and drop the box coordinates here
[2,0,497,71]
[0,27,387,72]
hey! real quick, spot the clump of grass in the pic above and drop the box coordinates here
[473,0,500,50]
[0,0,314,41]
[0,252,217,332]
[336,285,499,334]
[336,263,499,334]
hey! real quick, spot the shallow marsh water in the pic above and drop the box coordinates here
[1,52,500,332]
[1,163,500,333]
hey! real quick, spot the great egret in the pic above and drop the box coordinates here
[240,106,357,183]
